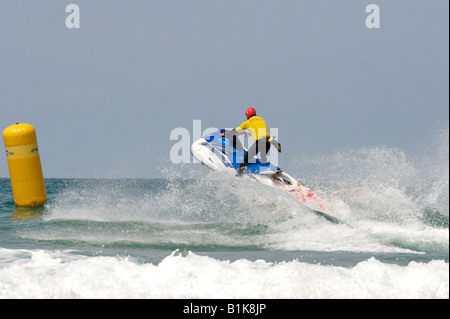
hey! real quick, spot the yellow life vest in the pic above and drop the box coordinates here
[235,116,269,141]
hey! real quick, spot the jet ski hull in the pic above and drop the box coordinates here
[191,129,334,217]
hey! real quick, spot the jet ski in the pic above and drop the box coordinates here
[191,129,335,220]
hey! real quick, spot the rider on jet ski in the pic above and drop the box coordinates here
[232,107,281,176]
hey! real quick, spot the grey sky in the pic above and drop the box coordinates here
[1,0,448,178]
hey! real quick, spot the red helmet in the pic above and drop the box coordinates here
[245,107,256,119]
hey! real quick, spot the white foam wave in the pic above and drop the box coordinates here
[41,129,449,255]
[282,130,449,253]
[29,169,446,254]
[0,248,447,299]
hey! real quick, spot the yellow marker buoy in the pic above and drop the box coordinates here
[3,123,47,206]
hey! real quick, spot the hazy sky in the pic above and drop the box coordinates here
[1,0,448,178]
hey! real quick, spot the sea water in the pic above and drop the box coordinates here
[0,131,448,299]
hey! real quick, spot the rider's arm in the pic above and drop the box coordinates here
[234,120,249,133]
